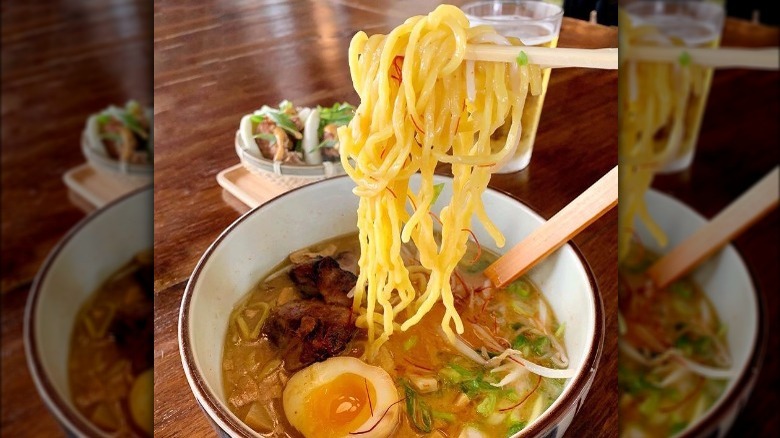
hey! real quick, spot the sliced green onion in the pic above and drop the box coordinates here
[679,51,692,67]
[120,113,148,139]
[670,281,693,299]
[402,380,433,433]
[516,50,529,66]
[507,422,527,436]
[511,334,529,350]
[310,138,337,153]
[476,393,498,416]
[431,410,456,422]
[532,336,550,356]
[554,322,566,338]
[431,183,445,206]
[403,335,418,351]
[96,113,112,125]
[508,279,532,298]
[253,133,276,143]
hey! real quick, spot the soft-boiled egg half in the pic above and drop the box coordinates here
[283,356,400,438]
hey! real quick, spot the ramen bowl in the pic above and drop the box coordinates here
[627,190,765,437]
[24,188,153,436]
[179,175,604,437]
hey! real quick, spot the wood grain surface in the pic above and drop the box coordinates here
[1,0,152,435]
[152,1,618,437]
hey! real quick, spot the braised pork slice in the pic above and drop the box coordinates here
[263,301,357,371]
[288,256,356,307]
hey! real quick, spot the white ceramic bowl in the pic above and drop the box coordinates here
[632,190,765,438]
[82,107,154,184]
[24,188,153,437]
[179,174,605,438]
[234,107,346,194]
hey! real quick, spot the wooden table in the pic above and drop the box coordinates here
[0,0,152,435]
[153,1,618,437]
[652,19,779,438]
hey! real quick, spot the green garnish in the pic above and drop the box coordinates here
[674,334,713,357]
[119,112,148,139]
[431,183,445,206]
[278,100,294,113]
[670,422,688,434]
[96,113,112,125]
[670,281,693,299]
[476,393,498,417]
[516,50,529,66]
[679,50,692,67]
[618,363,658,394]
[403,335,418,351]
[250,114,264,124]
[507,422,527,436]
[511,334,529,350]
[460,375,501,398]
[255,104,302,139]
[318,102,355,126]
[554,322,566,338]
[508,279,532,298]
[532,336,550,356]
[402,380,433,433]
[431,410,456,422]
[511,322,523,330]
[638,391,660,416]
[253,133,276,143]
[310,138,337,153]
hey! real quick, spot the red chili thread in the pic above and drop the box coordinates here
[461,228,482,264]
[404,358,433,372]
[349,397,407,435]
[499,375,542,412]
[364,378,374,417]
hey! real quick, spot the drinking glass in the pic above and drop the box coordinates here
[623,0,725,173]
[462,0,564,173]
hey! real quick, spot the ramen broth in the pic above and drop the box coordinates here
[222,233,567,437]
[619,244,729,437]
[68,250,153,437]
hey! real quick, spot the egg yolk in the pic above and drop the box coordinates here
[304,372,377,436]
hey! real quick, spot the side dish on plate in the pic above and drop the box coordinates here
[84,101,153,168]
[239,100,355,165]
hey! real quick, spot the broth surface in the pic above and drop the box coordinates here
[69,250,153,437]
[618,244,729,437]
[223,233,567,437]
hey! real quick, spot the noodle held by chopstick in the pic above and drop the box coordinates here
[339,5,542,356]
[618,9,713,260]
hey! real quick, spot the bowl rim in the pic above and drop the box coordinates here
[23,186,152,438]
[179,174,605,438]
[641,190,767,438]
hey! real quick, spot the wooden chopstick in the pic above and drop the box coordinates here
[626,46,779,70]
[464,45,618,69]
[648,167,780,289]
[465,44,778,71]
[484,165,619,288]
